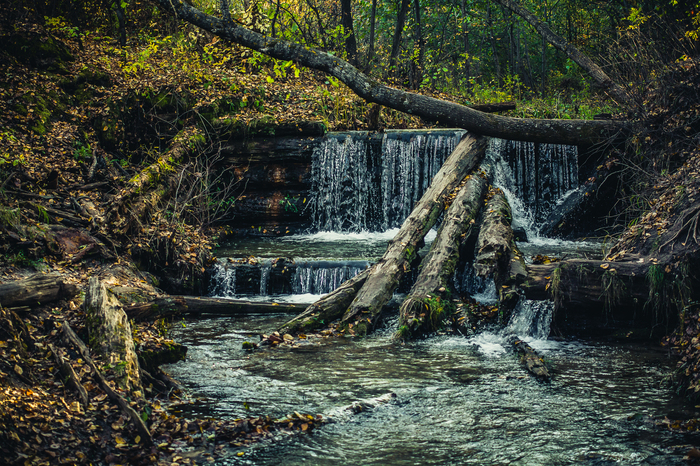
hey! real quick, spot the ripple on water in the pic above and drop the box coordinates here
[164,316,695,465]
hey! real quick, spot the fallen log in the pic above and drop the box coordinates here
[278,268,369,334]
[0,273,78,308]
[469,102,516,113]
[474,192,527,315]
[48,343,89,407]
[156,0,628,145]
[395,165,491,340]
[341,134,488,335]
[126,296,309,322]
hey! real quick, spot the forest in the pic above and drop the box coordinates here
[3,0,700,464]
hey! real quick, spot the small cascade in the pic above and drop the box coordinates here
[209,263,237,298]
[259,261,272,295]
[490,138,579,237]
[292,260,368,294]
[506,300,554,340]
[208,258,368,298]
[309,130,464,232]
[453,261,497,304]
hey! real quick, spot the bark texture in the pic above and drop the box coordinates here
[342,134,488,335]
[84,277,141,392]
[396,164,490,340]
[278,268,369,335]
[154,0,627,145]
[126,295,308,321]
[0,273,78,308]
[475,192,527,312]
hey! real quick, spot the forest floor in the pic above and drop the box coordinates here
[2,14,700,466]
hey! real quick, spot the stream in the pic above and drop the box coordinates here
[164,133,699,464]
[164,313,697,465]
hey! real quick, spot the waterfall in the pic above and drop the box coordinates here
[490,138,579,238]
[208,259,368,298]
[292,260,368,294]
[506,300,554,340]
[209,262,237,298]
[309,130,464,233]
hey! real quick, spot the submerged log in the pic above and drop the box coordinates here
[395,165,491,340]
[505,334,550,381]
[0,273,78,308]
[279,268,369,335]
[474,192,527,314]
[126,296,309,322]
[341,134,488,335]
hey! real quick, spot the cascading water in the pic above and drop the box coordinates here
[208,259,368,299]
[490,137,579,238]
[309,130,464,233]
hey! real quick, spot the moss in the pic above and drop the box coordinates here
[4,33,73,72]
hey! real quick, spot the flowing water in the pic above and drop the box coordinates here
[165,313,696,465]
[178,133,700,463]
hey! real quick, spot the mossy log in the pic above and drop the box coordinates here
[341,134,488,335]
[474,192,527,314]
[395,165,491,340]
[279,269,369,334]
[125,296,308,322]
[0,273,78,308]
[84,277,141,392]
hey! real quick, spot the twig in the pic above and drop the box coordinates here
[62,322,154,446]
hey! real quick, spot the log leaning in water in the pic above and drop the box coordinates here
[125,296,309,322]
[395,164,491,340]
[278,268,369,335]
[474,191,527,315]
[341,134,488,335]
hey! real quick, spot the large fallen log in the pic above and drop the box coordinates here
[278,268,369,334]
[0,273,78,308]
[395,165,491,340]
[474,191,527,315]
[126,296,309,322]
[155,0,628,145]
[341,134,488,335]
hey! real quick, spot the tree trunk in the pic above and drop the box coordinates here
[341,134,488,335]
[278,268,369,334]
[395,164,490,340]
[493,0,631,106]
[126,296,310,321]
[367,0,377,71]
[412,0,424,88]
[390,0,411,73]
[153,0,626,145]
[0,273,78,308]
[84,277,141,392]
[340,0,357,65]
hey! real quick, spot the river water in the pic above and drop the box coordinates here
[164,313,697,465]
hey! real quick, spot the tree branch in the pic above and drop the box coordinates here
[152,0,629,144]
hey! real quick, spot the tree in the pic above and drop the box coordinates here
[151,0,627,144]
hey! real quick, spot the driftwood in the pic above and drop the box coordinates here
[0,273,78,308]
[278,268,369,334]
[126,296,309,322]
[62,323,153,446]
[155,0,627,145]
[341,134,488,335]
[474,192,527,314]
[395,165,490,340]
